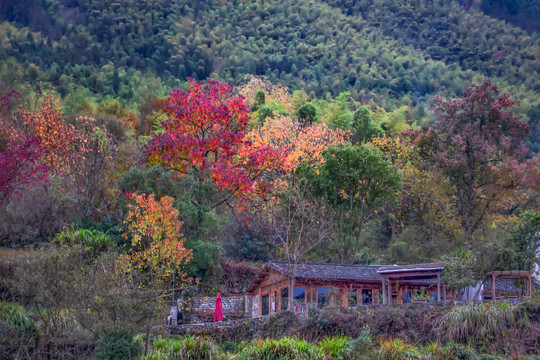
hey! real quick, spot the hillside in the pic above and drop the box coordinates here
[1,0,540,150]
[1,1,540,359]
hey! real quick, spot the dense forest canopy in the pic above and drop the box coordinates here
[1,0,540,150]
[0,0,539,359]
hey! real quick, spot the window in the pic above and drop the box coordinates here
[403,291,411,304]
[362,289,372,304]
[281,288,289,311]
[293,287,305,302]
[349,289,358,306]
[261,294,269,316]
[376,290,383,304]
[317,287,329,308]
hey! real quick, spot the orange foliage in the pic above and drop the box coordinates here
[17,95,80,173]
[121,111,139,133]
[237,75,294,113]
[247,115,349,174]
[120,193,192,283]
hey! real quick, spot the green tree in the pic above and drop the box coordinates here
[351,106,383,144]
[297,103,317,124]
[509,211,540,271]
[298,145,401,254]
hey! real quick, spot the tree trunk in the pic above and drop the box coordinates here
[289,275,295,311]
[144,326,150,356]
[355,222,363,253]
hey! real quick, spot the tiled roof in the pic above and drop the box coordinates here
[267,261,385,281]
[378,263,444,273]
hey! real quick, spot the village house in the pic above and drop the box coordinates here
[244,261,537,318]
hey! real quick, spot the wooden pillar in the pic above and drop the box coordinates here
[528,274,533,298]
[437,273,441,302]
[443,285,447,301]
[290,278,294,311]
[258,286,262,316]
[382,279,387,305]
[387,280,392,305]
[491,273,496,300]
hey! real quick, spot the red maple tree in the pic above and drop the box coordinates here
[406,79,534,246]
[0,128,48,204]
[146,79,286,213]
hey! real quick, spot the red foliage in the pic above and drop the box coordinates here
[19,96,81,173]
[0,90,49,203]
[146,79,287,209]
[405,79,533,244]
[0,130,48,204]
[0,90,21,116]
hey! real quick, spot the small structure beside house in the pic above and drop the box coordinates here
[484,270,535,300]
[378,263,448,305]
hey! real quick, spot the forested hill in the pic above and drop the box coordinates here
[1,0,539,150]
[457,0,540,34]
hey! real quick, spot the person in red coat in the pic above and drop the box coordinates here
[214,293,223,322]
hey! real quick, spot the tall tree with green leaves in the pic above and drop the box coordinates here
[298,145,402,254]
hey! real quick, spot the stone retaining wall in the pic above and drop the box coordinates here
[169,316,267,336]
[189,295,245,322]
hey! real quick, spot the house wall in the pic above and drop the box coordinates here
[248,276,388,317]
[247,294,260,317]
[246,272,459,318]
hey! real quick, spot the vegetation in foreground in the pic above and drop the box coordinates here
[141,305,540,360]
[4,298,540,359]
[142,335,508,360]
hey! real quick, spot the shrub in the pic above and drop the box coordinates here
[0,302,37,336]
[317,335,350,359]
[345,325,372,359]
[239,337,322,360]
[0,302,38,359]
[150,336,225,360]
[375,338,420,360]
[54,228,113,257]
[516,298,540,322]
[435,303,515,344]
[94,332,141,360]
[438,342,479,360]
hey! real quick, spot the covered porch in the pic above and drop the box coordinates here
[377,263,448,305]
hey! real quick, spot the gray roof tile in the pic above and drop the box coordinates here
[268,261,385,281]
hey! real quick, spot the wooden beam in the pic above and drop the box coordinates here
[258,285,262,316]
[382,279,387,305]
[491,273,496,300]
